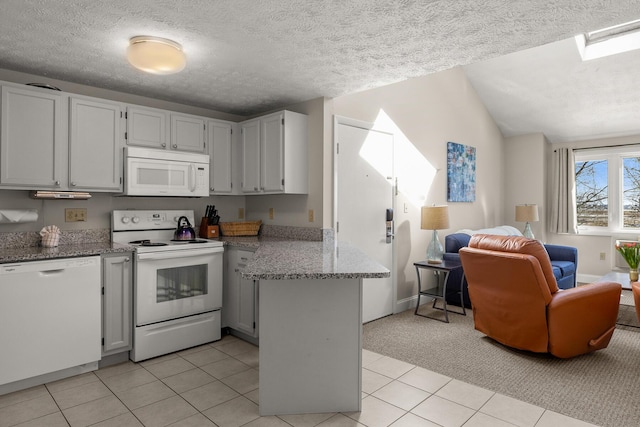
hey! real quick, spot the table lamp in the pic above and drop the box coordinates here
[515,204,539,239]
[421,205,450,264]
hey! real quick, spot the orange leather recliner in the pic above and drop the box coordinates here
[632,282,640,322]
[459,234,622,358]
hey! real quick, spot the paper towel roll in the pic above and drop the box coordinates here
[0,209,38,223]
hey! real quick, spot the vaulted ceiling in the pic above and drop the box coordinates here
[1,1,639,142]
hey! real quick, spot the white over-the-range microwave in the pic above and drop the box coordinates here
[123,147,209,197]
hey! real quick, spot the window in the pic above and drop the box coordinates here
[575,146,640,233]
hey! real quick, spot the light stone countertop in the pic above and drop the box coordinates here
[239,239,390,280]
[0,242,134,264]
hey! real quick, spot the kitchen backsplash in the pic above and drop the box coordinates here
[0,226,334,249]
[0,229,110,249]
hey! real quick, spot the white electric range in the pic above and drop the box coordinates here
[112,210,224,362]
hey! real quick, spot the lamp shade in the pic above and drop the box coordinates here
[127,36,186,75]
[515,204,539,222]
[421,205,449,230]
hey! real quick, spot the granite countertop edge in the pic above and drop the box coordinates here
[0,242,134,264]
[0,236,391,281]
[228,238,390,281]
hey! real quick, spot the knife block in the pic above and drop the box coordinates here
[199,217,220,238]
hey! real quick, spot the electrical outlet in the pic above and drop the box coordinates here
[65,208,87,222]
[600,252,606,261]
[238,208,245,219]
[404,203,408,213]
[269,208,274,220]
[308,209,314,222]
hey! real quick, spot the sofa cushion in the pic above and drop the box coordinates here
[550,260,576,277]
[445,234,471,253]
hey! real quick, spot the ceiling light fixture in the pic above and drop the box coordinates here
[575,19,640,61]
[127,36,186,75]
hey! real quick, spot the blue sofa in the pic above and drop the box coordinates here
[443,227,578,308]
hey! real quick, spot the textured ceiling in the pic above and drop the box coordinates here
[1,1,640,140]
[463,34,640,143]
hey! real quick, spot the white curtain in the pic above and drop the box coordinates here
[549,148,578,234]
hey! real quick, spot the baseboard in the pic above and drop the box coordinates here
[578,273,601,284]
[395,294,433,314]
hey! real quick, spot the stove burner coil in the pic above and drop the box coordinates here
[129,239,168,247]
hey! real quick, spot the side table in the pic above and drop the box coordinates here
[414,259,466,323]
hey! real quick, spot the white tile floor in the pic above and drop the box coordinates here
[0,334,599,427]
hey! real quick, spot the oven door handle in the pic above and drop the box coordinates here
[137,247,223,261]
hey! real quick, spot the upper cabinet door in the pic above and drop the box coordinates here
[241,119,261,193]
[69,97,123,191]
[261,112,285,192]
[171,113,206,153]
[126,106,168,149]
[208,120,233,194]
[0,85,66,188]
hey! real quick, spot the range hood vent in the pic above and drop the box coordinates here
[30,191,92,200]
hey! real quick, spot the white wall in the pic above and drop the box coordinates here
[503,133,547,241]
[331,67,504,303]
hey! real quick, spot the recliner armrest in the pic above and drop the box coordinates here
[547,281,621,358]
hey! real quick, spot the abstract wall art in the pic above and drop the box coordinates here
[447,142,476,202]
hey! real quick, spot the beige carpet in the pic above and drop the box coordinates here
[362,304,640,427]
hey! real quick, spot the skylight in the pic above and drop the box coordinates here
[575,18,640,61]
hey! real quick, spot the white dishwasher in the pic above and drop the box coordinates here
[0,256,101,389]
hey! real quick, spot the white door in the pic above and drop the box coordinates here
[335,117,394,323]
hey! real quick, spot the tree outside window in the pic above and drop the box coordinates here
[575,159,608,227]
[574,147,640,232]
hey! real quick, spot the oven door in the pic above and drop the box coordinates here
[135,246,223,326]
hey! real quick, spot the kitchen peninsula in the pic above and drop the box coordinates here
[232,238,390,416]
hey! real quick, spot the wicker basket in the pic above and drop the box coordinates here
[219,220,262,236]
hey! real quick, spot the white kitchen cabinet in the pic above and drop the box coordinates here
[126,105,207,153]
[125,105,168,149]
[70,96,123,191]
[208,119,235,194]
[171,113,206,153]
[0,85,67,188]
[240,119,261,193]
[102,253,133,355]
[0,85,123,192]
[240,110,308,194]
[224,248,258,338]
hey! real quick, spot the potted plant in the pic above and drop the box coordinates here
[615,240,640,281]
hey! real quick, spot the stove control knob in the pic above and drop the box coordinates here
[121,217,130,224]
[132,216,140,224]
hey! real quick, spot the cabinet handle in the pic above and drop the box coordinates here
[210,187,214,191]
[234,268,240,273]
[254,187,259,191]
[124,258,130,262]
[54,180,60,186]
[161,143,166,148]
[172,144,177,149]
[70,182,76,187]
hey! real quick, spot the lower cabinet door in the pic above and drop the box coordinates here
[102,253,133,354]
